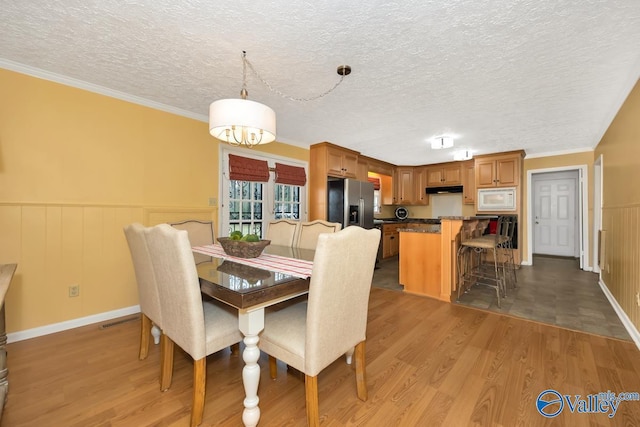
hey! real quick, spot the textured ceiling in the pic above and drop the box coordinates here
[1,0,639,165]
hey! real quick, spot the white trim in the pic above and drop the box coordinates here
[599,279,640,350]
[7,305,140,344]
[593,155,603,274]
[217,145,309,239]
[526,165,589,269]
[0,59,207,122]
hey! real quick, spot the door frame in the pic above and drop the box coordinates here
[593,155,603,274]
[525,164,589,270]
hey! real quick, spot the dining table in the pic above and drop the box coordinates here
[193,244,314,427]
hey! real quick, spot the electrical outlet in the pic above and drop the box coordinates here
[636,292,640,307]
[208,197,217,207]
[69,285,80,298]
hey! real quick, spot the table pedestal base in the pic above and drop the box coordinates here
[239,309,265,427]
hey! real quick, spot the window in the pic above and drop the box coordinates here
[227,180,264,237]
[221,148,307,238]
[274,184,301,220]
[368,176,382,214]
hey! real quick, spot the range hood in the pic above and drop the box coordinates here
[425,185,463,194]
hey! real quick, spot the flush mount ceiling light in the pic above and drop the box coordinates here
[431,136,454,150]
[453,149,473,161]
[209,51,351,148]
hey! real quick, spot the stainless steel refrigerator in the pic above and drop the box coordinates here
[327,178,375,229]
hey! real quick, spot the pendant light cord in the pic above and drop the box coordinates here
[242,52,348,102]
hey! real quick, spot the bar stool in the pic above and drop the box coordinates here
[496,215,517,289]
[457,217,508,307]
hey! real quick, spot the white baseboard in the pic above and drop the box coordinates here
[7,305,141,344]
[599,279,640,350]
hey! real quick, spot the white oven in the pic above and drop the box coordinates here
[477,187,517,211]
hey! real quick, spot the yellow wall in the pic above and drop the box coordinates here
[522,151,595,265]
[595,79,640,332]
[0,68,308,333]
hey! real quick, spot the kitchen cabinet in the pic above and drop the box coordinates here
[326,146,358,178]
[365,157,395,176]
[382,224,397,258]
[309,142,361,220]
[475,151,523,188]
[413,166,429,205]
[356,158,368,181]
[382,223,408,258]
[462,160,475,205]
[394,167,414,205]
[426,163,462,187]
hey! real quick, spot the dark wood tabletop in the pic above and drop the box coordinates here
[197,246,312,310]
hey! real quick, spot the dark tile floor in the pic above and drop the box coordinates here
[371,255,632,341]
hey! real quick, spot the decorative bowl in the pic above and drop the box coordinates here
[217,237,271,258]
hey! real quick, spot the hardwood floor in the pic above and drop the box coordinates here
[5,288,640,426]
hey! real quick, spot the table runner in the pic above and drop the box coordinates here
[192,244,313,279]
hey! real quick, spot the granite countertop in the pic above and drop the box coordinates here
[374,218,442,224]
[399,228,441,234]
[438,216,498,220]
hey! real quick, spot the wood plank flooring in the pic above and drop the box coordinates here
[4,288,640,426]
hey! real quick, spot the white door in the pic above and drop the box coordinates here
[533,171,578,257]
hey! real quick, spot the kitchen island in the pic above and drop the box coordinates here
[398,228,441,297]
[398,216,492,301]
[375,218,441,259]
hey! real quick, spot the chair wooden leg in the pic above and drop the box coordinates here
[191,358,206,427]
[354,341,368,401]
[230,342,240,356]
[160,334,174,391]
[269,355,278,379]
[139,313,151,360]
[304,375,320,427]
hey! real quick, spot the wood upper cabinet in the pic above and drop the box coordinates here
[413,166,429,205]
[356,158,368,181]
[475,151,523,188]
[366,157,395,176]
[426,163,462,187]
[326,146,358,178]
[309,142,361,220]
[462,160,475,205]
[394,167,414,205]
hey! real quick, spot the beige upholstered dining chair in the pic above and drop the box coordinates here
[124,223,162,360]
[144,224,243,427]
[259,226,381,427]
[265,219,300,246]
[294,219,342,250]
[169,220,215,264]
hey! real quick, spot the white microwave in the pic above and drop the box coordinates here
[477,187,517,211]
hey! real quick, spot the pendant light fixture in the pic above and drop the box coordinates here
[209,51,351,148]
[209,52,277,147]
